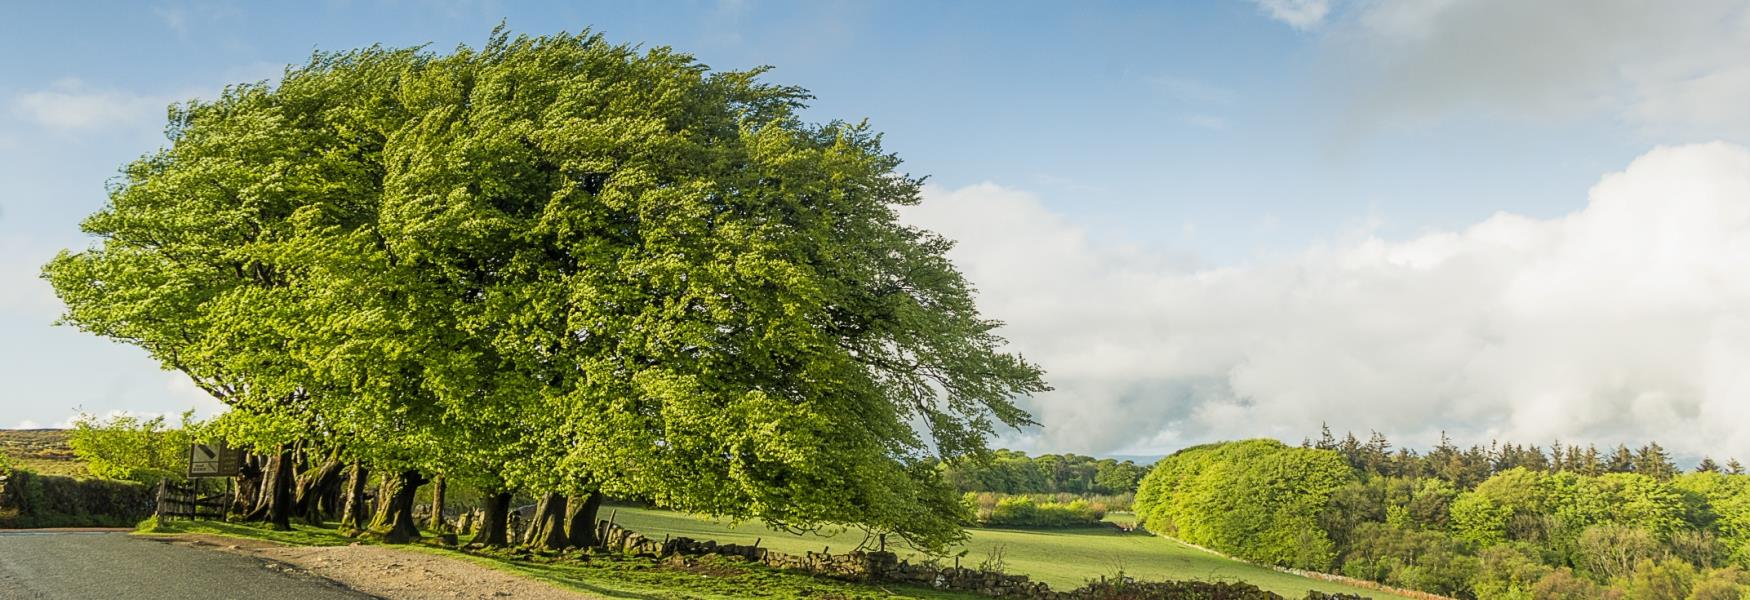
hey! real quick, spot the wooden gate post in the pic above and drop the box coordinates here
[154,479,168,520]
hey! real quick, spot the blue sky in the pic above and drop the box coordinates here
[6,1,1750,458]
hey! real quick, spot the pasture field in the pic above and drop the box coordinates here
[607,506,1417,599]
[0,429,86,478]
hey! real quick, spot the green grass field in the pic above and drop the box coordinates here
[607,506,1416,600]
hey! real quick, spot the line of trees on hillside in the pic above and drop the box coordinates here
[1136,431,1750,599]
[40,28,1046,554]
[933,449,1148,496]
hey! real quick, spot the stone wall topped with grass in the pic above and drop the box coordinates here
[0,469,153,528]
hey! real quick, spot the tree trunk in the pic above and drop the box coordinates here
[472,491,513,547]
[339,463,370,533]
[232,454,263,517]
[320,472,344,520]
[246,447,294,531]
[366,469,427,543]
[293,456,344,525]
[566,491,603,548]
[523,492,569,550]
[428,475,447,532]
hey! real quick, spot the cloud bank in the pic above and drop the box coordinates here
[8,78,170,132]
[1253,0,1331,30]
[1261,0,1750,138]
[905,142,1750,457]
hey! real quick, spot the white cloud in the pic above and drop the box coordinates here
[9,78,168,132]
[1254,0,1331,30]
[1321,0,1750,137]
[904,142,1750,458]
[12,415,78,430]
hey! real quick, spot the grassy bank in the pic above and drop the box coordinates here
[606,506,1414,600]
[136,518,980,600]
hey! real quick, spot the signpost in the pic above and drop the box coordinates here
[159,443,243,521]
[187,443,244,478]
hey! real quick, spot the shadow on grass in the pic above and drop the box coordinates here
[443,555,670,600]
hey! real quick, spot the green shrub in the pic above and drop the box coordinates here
[68,411,193,484]
[1625,558,1696,600]
[1450,492,1511,547]
[1576,524,1662,583]
[1338,522,1477,596]
[1528,569,1606,600]
[1689,567,1750,600]
[1468,544,1549,599]
[965,493,1107,528]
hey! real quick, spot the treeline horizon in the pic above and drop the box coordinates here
[1302,424,1742,486]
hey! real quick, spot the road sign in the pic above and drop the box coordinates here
[187,443,244,477]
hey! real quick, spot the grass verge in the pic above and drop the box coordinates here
[134,517,981,600]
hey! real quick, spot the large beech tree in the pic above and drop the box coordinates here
[42,77,349,530]
[45,28,1046,551]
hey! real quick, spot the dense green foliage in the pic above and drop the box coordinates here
[937,449,1147,496]
[67,412,193,484]
[1134,439,1354,570]
[43,28,1045,550]
[1136,431,1750,599]
[962,492,1107,528]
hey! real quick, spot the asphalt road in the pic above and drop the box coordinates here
[0,531,374,600]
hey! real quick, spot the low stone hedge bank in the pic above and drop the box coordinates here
[0,469,153,528]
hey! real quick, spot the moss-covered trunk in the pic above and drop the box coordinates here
[565,491,603,548]
[366,469,426,543]
[245,447,294,531]
[471,491,512,547]
[338,463,370,533]
[428,475,446,532]
[523,492,569,550]
[231,454,263,517]
[293,456,344,525]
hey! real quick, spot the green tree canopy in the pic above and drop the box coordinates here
[44,28,1047,551]
[1134,439,1354,569]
